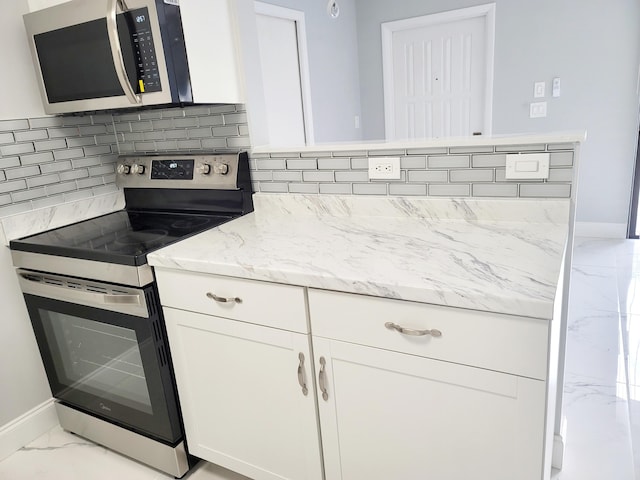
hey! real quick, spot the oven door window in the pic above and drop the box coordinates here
[25,292,182,445]
[46,312,153,414]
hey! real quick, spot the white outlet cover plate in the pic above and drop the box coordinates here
[368,157,401,180]
[505,153,550,180]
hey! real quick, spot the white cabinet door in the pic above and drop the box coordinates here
[163,307,323,480]
[314,337,546,480]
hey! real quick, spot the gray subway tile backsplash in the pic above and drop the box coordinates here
[472,154,506,168]
[429,184,471,196]
[449,169,494,183]
[428,155,470,169]
[0,102,575,216]
[286,159,317,170]
[251,142,576,200]
[289,183,320,194]
[353,183,387,195]
[550,152,574,167]
[0,104,250,217]
[472,183,519,197]
[519,184,571,198]
[389,184,427,196]
[319,183,352,194]
[318,158,351,170]
[407,170,448,183]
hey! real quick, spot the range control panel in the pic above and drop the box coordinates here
[116,154,239,190]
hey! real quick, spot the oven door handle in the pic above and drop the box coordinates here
[106,0,141,106]
[18,271,150,318]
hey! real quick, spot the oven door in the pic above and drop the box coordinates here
[17,270,183,445]
[23,0,190,114]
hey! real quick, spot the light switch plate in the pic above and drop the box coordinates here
[530,101,547,118]
[552,77,561,97]
[505,153,550,180]
[534,81,546,98]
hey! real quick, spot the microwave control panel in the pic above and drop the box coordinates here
[121,8,162,94]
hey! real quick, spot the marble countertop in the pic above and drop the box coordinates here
[148,194,570,320]
[251,131,586,154]
[0,191,125,245]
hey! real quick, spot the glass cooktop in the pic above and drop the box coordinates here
[10,209,236,266]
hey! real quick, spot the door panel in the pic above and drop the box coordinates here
[387,15,487,140]
[256,13,306,146]
[314,337,545,480]
[163,307,323,480]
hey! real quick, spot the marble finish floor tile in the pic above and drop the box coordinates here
[0,426,172,480]
[0,426,250,480]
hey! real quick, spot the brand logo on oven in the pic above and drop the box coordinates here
[99,403,112,412]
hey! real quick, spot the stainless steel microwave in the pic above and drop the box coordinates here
[23,0,196,114]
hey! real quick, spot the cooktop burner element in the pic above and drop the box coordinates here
[10,153,254,282]
[11,206,237,266]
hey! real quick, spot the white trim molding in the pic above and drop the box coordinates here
[381,3,496,141]
[0,399,57,462]
[574,221,627,239]
[551,416,567,470]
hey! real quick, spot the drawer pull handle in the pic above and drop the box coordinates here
[385,322,442,337]
[318,357,329,401]
[297,352,308,396]
[206,292,242,304]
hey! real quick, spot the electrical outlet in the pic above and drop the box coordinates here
[368,157,400,179]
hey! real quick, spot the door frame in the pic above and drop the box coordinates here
[254,2,315,145]
[381,3,496,141]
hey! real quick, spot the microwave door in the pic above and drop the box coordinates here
[24,0,177,114]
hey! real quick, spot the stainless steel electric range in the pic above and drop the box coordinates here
[9,152,253,478]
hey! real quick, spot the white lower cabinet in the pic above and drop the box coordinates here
[313,337,545,480]
[156,269,553,480]
[156,269,322,480]
[309,288,551,480]
[162,307,323,480]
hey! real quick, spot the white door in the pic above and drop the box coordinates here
[314,337,546,480]
[255,4,313,146]
[163,307,323,480]
[383,6,494,140]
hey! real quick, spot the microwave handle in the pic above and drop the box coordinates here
[106,0,141,105]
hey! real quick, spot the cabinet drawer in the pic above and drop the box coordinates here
[155,268,308,333]
[308,289,549,380]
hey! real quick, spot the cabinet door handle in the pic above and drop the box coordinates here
[385,322,442,337]
[297,352,308,396]
[318,357,329,401]
[206,292,242,304]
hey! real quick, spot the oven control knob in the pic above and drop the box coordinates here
[117,164,131,175]
[131,164,145,175]
[213,163,229,175]
[197,163,212,175]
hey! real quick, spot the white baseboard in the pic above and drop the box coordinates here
[574,222,627,239]
[551,417,567,470]
[0,399,57,462]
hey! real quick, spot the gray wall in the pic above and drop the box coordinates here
[256,0,362,143]
[355,0,640,226]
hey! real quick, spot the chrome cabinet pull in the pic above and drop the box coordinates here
[206,292,242,304]
[106,0,141,105]
[297,353,308,396]
[385,322,442,337]
[318,357,329,401]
